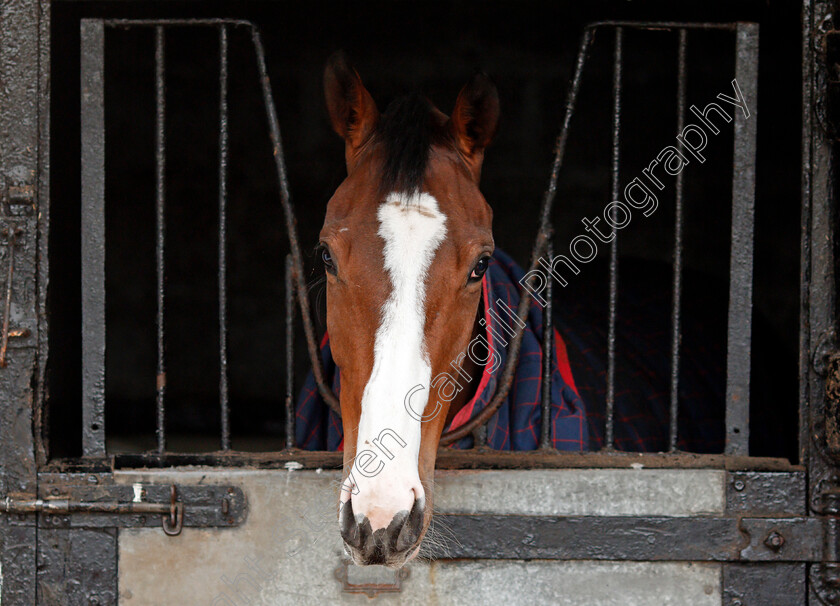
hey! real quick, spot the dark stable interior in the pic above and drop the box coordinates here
[47,0,801,461]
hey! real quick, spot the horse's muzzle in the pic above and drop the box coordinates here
[339,496,425,567]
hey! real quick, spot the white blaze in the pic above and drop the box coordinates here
[342,191,447,530]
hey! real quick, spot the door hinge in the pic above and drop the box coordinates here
[811,484,840,604]
[3,477,248,535]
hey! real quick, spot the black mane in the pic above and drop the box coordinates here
[375,93,440,195]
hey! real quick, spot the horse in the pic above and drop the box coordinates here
[319,51,500,567]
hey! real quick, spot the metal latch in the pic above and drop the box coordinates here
[3,484,184,535]
[0,224,31,366]
[4,477,248,534]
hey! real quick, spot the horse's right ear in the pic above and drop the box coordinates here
[324,51,379,166]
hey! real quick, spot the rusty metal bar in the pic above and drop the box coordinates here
[2,484,184,536]
[80,19,107,457]
[724,23,759,455]
[540,242,554,449]
[155,26,167,453]
[440,28,594,446]
[605,27,623,449]
[250,28,341,416]
[285,254,295,449]
[0,229,19,369]
[218,25,231,451]
[669,29,688,452]
[584,20,738,33]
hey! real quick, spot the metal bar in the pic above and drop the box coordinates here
[155,26,167,454]
[250,29,341,415]
[724,23,759,455]
[99,18,736,32]
[540,242,553,449]
[471,423,488,449]
[285,254,295,449]
[585,20,737,32]
[110,450,802,472]
[433,514,823,562]
[441,28,594,446]
[669,29,688,452]
[605,27,623,450]
[104,18,255,28]
[218,25,230,451]
[80,20,107,457]
[0,229,19,368]
[799,0,816,472]
[0,0,48,598]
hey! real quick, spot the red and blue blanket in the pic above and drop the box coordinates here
[296,249,725,452]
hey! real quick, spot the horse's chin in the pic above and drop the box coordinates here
[342,539,423,569]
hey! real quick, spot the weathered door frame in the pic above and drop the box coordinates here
[0,0,838,603]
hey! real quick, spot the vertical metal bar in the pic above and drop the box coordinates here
[0,0,46,599]
[724,23,759,455]
[605,27,623,450]
[285,254,295,450]
[80,19,106,457]
[540,242,554,449]
[218,25,230,451]
[155,26,167,454]
[250,28,341,415]
[471,423,488,449]
[669,29,688,452]
[799,0,816,470]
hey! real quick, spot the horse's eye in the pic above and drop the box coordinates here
[469,256,490,282]
[320,245,337,275]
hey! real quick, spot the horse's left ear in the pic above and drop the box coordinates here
[324,51,379,171]
[449,72,500,182]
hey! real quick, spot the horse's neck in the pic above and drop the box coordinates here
[443,307,485,428]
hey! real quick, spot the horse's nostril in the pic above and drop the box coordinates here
[394,498,424,553]
[340,499,363,549]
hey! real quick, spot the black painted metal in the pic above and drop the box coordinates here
[435,514,823,562]
[802,1,840,602]
[724,22,759,456]
[285,254,295,450]
[540,242,553,449]
[669,28,687,453]
[723,564,807,606]
[726,471,807,516]
[80,19,107,458]
[37,528,117,605]
[155,25,167,454]
[605,27,622,450]
[0,0,45,600]
[218,24,231,452]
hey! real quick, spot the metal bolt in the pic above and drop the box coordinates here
[50,487,60,496]
[87,474,98,484]
[733,479,746,492]
[731,600,743,606]
[88,595,101,605]
[764,531,785,550]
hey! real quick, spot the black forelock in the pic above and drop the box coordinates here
[375,93,440,196]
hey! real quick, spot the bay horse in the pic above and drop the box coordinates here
[320,52,499,567]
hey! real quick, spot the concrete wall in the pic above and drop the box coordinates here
[117,468,723,605]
